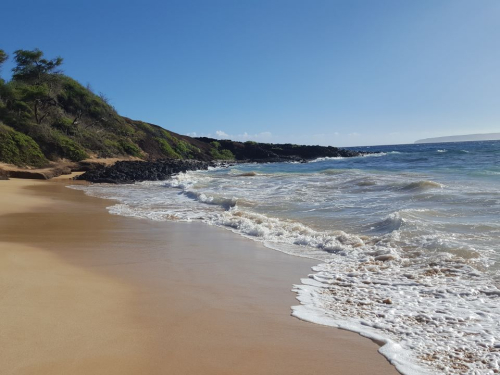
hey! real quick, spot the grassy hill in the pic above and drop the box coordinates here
[0,49,225,167]
[0,49,361,170]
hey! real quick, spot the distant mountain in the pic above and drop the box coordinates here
[415,133,500,144]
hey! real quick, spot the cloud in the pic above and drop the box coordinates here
[185,130,273,142]
[215,130,229,138]
[221,131,272,142]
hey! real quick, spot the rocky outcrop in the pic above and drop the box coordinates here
[196,138,367,161]
[76,159,216,183]
[0,165,73,180]
[0,168,8,180]
[76,141,369,184]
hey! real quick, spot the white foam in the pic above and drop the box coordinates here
[69,166,500,375]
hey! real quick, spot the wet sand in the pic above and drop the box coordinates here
[0,179,399,374]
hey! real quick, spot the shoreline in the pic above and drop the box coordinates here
[0,179,398,374]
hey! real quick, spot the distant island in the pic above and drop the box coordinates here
[415,133,500,144]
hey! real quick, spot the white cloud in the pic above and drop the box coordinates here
[185,130,273,142]
[215,130,229,138]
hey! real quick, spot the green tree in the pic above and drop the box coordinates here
[12,49,63,83]
[19,83,58,124]
[0,50,7,74]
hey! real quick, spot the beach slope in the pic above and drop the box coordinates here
[0,179,398,374]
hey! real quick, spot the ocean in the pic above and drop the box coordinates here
[73,140,500,375]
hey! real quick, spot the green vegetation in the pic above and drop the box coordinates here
[210,141,235,160]
[156,137,181,158]
[0,48,216,166]
[0,47,334,167]
[0,123,48,167]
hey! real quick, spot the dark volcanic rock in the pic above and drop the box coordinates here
[0,168,8,180]
[195,138,368,162]
[7,170,50,179]
[76,159,214,183]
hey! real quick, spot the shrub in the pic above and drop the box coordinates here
[52,117,74,135]
[0,124,48,167]
[156,138,181,159]
[52,133,88,161]
[209,140,234,159]
[210,148,235,160]
[119,139,142,157]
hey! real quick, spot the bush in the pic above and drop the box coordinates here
[156,138,181,158]
[119,139,142,157]
[210,148,235,160]
[0,124,48,167]
[52,117,74,135]
[52,133,88,161]
[210,140,234,159]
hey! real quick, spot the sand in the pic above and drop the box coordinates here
[0,179,399,374]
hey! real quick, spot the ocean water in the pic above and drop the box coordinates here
[72,140,500,375]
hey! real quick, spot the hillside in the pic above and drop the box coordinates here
[0,49,362,173]
[415,133,500,144]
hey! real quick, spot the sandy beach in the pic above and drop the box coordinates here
[0,178,398,375]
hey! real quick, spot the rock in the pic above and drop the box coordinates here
[0,168,8,180]
[6,166,73,180]
[76,159,216,183]
[195,137,371,161]
[375,254,397,262]
[382,298,393,305]
[7,170,50,179]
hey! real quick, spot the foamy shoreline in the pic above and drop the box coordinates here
[0,179,397,374]
[73,146,500,375]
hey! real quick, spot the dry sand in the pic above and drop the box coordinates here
[0,179,399,374]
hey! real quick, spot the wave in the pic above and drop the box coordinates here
[310,152,388,163]
[319,169,348,175]
[184,191,237,209]
[70,164,500,375]
[101,188,499,374]
[368,212,404,233]
[309,156,346,163]
[400,180,444,192]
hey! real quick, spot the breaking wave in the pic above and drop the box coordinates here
[71,140,500,374]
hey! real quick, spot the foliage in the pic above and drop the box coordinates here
[51,133,89,161]
[0,48,222,166]
[119,139,142,157]
[0,123,48,167]
[156,138,181,158]
[210,141,234,159]
[0,50,7,72]
[12,49,63,82]
[210,148,235,160]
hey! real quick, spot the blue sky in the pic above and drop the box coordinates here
[2,0,499,146]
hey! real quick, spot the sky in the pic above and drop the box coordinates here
[2,0,499,146]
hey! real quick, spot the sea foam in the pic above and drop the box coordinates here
[71,142,500,375]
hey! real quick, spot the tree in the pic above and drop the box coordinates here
[12,49,63,83]
[0,50,7,73]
